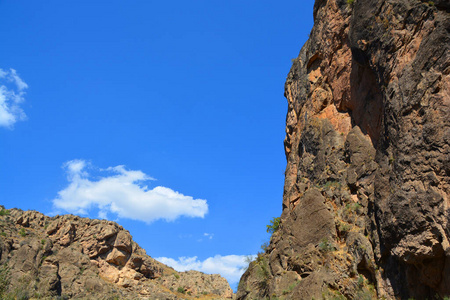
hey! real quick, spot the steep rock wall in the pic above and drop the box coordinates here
[237,0,449,299]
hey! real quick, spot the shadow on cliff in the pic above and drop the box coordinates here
[347,51,383,149]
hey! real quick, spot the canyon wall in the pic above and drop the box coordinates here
[237,0,449,299]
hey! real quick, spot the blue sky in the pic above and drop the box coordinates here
[0,0,314,288]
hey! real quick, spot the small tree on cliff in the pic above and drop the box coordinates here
[266,217,281,235]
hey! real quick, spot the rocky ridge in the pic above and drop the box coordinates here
[237,0,449,299]
[0,207,234,299]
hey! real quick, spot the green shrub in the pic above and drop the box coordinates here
[40,256,48,266]
[345,203,362,215]
[318,238,336,252]
[0,265,10,297]
[347,0,355,5]
[282,281,299,295]
[357,275,364,286]
[240,255,255,273]
[267,217,281,234]
[321,181,341,190]
[0,210,9,216]
[322,288,346,300]
[19,228,26,237]
[177,287,185,294]
[260,241,270,252]
[338,222,351,236]
[14,289,30,300]
[255,255,270,293]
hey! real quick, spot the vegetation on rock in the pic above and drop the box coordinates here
[266,217,280,235]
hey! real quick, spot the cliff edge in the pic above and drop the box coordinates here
[237,0,449,299]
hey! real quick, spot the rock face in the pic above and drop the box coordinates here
[237,0,449,299]
[0,207,233,299]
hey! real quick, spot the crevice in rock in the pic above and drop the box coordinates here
[300,272,311,279]
[357,260,374,284]
[345,57,384,148]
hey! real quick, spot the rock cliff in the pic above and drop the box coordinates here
[237,0,449,299]
[0,207,233,299]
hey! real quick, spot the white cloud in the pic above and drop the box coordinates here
[156,255,255,286]
[204,233,214,240]
[0,68,28,128]
[52,159,208,223]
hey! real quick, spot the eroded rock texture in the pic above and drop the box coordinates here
[0,207,233,299]
[237,0,449,299]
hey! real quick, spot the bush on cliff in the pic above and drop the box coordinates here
[266,217,280,234]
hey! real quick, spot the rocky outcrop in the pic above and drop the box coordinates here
[161,271,234,299]
[0,207,233,299]
[237,0,449,299]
